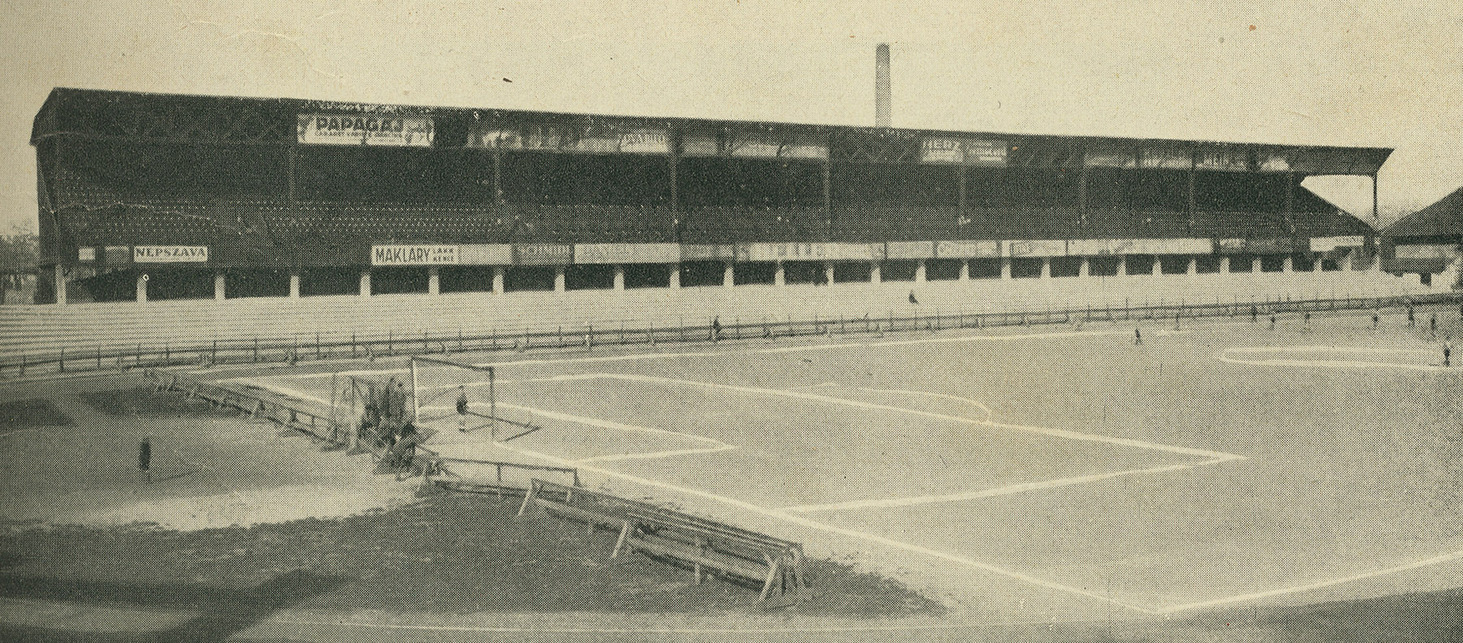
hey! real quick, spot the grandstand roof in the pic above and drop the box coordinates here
[31,88,1392,176]
[1384,185,1463,240]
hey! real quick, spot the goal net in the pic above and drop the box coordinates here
[409,356,531,439]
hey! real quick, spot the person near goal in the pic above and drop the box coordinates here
[456,385,469,432]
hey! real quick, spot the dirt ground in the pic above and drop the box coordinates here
[0,375,946,642]
[4,309,1463,642]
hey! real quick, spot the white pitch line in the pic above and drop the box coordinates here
[227,372,1158,612]
[482,432,1158,615]
[858,387,994,421]
[491,402,730,448]
[557,372,1243,461]
[573,445,738,464]
[0,428,39,438]
[1225,345,1433,356]
[1159,547,1463,614]
[780,461,1211,513]
[417,401,735,460]
[264,615,1088,636]
[1218,355,1448,373]
[1218,345,1458,372]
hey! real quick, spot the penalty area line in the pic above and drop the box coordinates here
[1159,547,1463,614]
[780,461,1217,513]
[559,373,1245,462]
[483,435,1159,615]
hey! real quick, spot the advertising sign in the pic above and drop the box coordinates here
[1140,146,1192,170]
[1258,154,1291,172]
[470,124,666,155]
[1084,146,1137,168]
[133,246,209,263]
[727,134,828,160]
[372,245,459,266]
[574,243,680,264]
[884,241,935,260]
[1007,240,1067,257]
[298,114,434,146]
[1393,244,1458,260]
[935,240,1001,258]
[920,138,965,164]
[680,133,721,157]
[1068,238,1211,256]
[1245,238,1294,254]
[458,244,513,265]
[1196,148,1250,172]
[966,140,1007,166]
[1216,238,1248,254]
[513,244,572,265]
[617,130,671,154]
[680,244,736,260]
[918,138,1008,166]
[822,243,885,261]
[738,243,883,262]
[1309,236,1365,252]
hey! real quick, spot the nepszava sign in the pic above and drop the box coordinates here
[133,246,209,263]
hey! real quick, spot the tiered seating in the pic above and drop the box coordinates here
[0,262,1428,360]
[1291,210,1373,237]
[680,207,822,243]
[516,205,675,244]
[830,205,961,241]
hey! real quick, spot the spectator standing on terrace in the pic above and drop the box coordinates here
[1407,304,1415,328]
[1430,314,1438,337]
[711,316,722,342]
[1269,313,1277,331]
[1251,305,1258,323]
[1134,328,1142,345]
[1444,341,1451,368]
[1373,309,1380,329]
[908,290,919,305]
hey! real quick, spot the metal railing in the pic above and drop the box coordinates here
[142,368,580,496]
[10,291,1460,379]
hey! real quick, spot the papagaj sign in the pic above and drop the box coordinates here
[298,114,435,146]
[133,246,209,263]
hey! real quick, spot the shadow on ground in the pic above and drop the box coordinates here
[0,569,346,643]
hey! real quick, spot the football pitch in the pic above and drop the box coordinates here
[217,309,1463,621]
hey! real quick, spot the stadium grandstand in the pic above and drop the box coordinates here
[17,85,1432,353]
[1382,184,1463,288]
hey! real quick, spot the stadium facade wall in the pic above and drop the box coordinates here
[0,264,1433,359]
[31,88,1397,309]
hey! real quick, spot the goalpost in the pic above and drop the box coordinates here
[410,355,522,440]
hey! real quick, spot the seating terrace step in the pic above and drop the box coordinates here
[0,269,1427,360]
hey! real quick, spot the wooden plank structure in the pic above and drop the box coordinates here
[143,369,578,494]
[518,478,806,601]
[417,450,579,495]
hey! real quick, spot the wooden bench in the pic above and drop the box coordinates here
[519,479,805,601]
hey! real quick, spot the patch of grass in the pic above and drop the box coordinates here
[78,386,235,418]
[0,492,944,618]
[0,398,72,428]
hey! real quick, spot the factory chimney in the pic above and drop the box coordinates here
[875,43,891,127]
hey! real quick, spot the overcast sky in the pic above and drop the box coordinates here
[2,0,1460,234]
